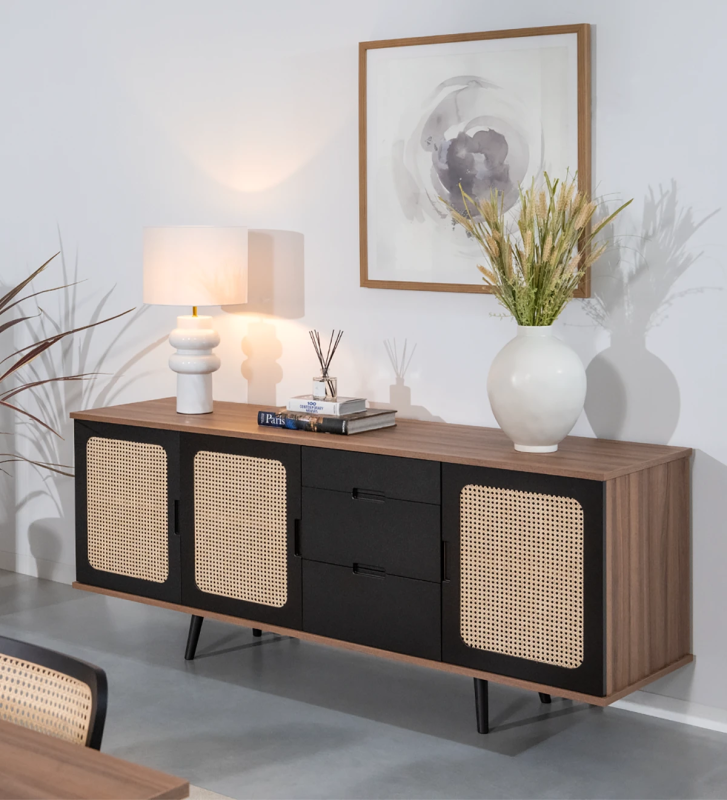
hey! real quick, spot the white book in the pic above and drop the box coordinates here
[286,395,367,416]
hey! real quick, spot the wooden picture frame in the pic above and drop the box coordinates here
[359,24,592,297]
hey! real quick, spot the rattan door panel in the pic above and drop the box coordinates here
[442,464,605,696]
[460,484,584,669]
[180,434,302,629]
[194,451,288,607]
[75,421,181,603]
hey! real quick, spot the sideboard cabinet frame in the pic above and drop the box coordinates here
[70,399,694,720]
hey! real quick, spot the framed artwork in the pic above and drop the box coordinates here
[359,24,592,296]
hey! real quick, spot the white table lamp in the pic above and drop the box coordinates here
[143,226,248,414]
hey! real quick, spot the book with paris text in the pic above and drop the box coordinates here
[257,408,396,435]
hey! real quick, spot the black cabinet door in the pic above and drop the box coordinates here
[179,434,302,629]
[75,420,181,603]
[442,464,605,695]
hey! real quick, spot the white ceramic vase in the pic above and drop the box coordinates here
[487,326,586,453]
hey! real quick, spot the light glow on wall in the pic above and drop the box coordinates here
[117,46,353,194]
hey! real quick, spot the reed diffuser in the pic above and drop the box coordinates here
[309,329,343,400]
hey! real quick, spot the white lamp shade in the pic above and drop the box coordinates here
[143,226,248,306]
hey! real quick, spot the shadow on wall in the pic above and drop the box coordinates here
[13,237,166,581]
[241,321,283,406]
[370,339,443,422]
[225,230,304,407]
[584,182,719,443]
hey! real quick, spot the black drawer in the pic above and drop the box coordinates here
[302,560,441,661]
[303,447,440,504]
[301,487,440,582]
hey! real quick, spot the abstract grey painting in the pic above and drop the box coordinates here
[360,27,589,292]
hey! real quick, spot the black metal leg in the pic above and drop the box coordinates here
[252,628,262,638]
[474,678,489,734]
[539,692,552,704]
[185,615,204,661]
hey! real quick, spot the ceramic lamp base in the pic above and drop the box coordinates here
[168,315,221,415]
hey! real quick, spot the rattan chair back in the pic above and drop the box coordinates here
[0,635,107,749]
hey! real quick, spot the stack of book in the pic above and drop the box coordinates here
[258,395,396,436]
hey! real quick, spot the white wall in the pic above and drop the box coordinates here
[0,0,725,714]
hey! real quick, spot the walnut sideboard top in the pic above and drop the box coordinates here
[70,398,692,482]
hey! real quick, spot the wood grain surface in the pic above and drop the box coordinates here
[72,582,693,708]
[71,398,692,481]
[0,718,188,800]
[605,458,692,694]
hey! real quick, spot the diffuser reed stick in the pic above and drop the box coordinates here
[309,329,343,399]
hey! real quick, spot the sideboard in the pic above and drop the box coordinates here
[71,398,693,733]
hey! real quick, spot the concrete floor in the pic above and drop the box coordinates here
[1,569,726,800]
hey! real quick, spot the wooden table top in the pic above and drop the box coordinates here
[71,397,692,481]
[0,719,189,800]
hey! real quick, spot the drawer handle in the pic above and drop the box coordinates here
[352,488,385,503]
[353,563,386,578]
[294,519,301,557]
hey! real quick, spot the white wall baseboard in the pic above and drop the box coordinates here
[0,550,75,586]
[613,690,727,735]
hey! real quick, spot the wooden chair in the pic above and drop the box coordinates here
[0,635,107,749]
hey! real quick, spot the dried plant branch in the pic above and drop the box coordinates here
[0,254,134,476]
[0,399,65,437]
[0,373,99,402]
[0,314,40,336]
[0,281,84,319]
[0,253,59,314]
[0,453,74,478]
[442,173,633,326]
[0,307,133,374]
